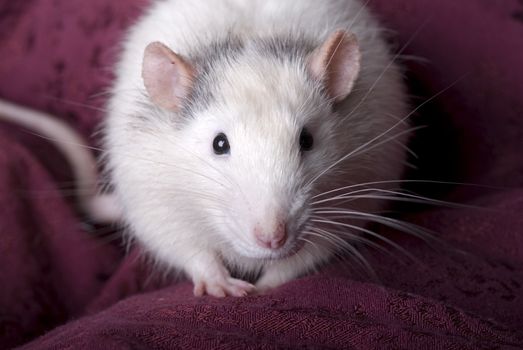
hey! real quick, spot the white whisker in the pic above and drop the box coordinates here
[310,217,418,262]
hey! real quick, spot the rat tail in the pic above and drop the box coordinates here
[0,99,121,224]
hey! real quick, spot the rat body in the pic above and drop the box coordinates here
[105,0,409,296]
[0,0,409,297]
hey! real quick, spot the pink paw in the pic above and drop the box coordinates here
[193,277,255,298]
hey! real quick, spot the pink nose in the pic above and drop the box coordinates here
[254,222,287,249]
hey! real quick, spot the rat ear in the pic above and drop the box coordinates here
[308,30,361,102]
[142,42,195,111]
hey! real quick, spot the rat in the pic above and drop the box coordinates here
[0,0,409,297]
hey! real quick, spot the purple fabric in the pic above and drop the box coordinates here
[0,0,522,348]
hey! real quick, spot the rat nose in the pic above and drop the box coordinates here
[254,222,287,249]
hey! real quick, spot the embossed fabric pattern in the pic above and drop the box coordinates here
[0,0,522,349]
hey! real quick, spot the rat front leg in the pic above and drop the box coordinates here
[184,249,255,298]
[256,241,332,293]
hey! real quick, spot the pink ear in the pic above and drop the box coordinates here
[142,42,195,111]
[308,30,361,102]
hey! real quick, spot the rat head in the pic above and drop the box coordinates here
[142,31,360,260]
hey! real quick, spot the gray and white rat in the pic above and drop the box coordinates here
[0,0,409,297]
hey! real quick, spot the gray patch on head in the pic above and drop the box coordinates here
[181,34,245,118]
[252,34,316,63]
[180,33,320,119]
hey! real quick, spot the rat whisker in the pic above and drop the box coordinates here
[310,217,418,262]
[312,188,490,211]
[18,126,234,192]
[324,0,371,70]
[307,224,401,261]
[305,228,377,280]
[307,124,423,187]
[312,179,510,200]
[42,95,109,113]
[309,74,465,188]
[312,211,438,245]
[340,18,429,124]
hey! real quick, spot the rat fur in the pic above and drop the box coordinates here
[105,0,409,296]
[0,0,409,297]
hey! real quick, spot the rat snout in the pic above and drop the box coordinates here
[254,220,287,250]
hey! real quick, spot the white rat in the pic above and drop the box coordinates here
[0,0,409,297]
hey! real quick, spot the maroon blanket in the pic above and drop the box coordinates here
[1,0,523,349]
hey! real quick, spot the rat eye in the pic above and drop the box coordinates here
[213,133,230,155]
[299,128,314,152]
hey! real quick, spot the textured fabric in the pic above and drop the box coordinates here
[0,0,522,349]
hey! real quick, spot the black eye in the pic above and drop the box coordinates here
[213,133,230,155]
[299,128,314,152]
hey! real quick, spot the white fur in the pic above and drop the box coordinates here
[104,0,410,296]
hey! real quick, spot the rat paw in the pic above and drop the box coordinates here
[193,277,255,298]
